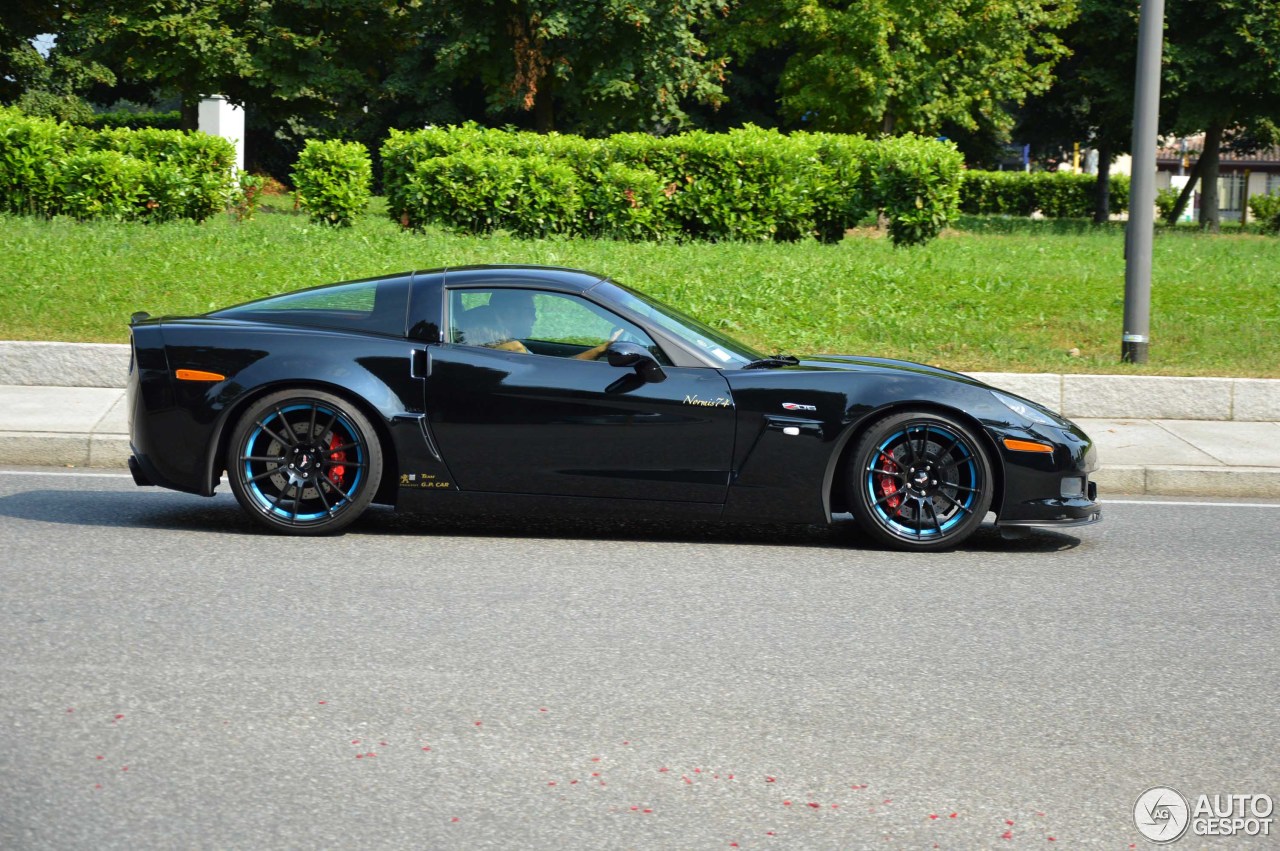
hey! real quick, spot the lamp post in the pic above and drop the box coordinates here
[1122,0,1166,364]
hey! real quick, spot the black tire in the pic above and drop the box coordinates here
[227,389,383,535]
[848,411,993,551]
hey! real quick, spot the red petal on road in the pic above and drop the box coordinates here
[929,814,939,820]
[1001,830,1013,840]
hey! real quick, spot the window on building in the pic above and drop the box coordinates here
[1218,172,1246,212]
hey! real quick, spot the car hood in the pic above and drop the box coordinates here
[795,354,989,387]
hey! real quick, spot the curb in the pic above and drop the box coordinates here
[3,341,1279,421]
[0,432,130,468]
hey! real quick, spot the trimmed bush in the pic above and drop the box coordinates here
[871,135,965,248]
[382,124,933,245]
[55,150,146,220]
[0,106,236,223]
[511,155,582,238]
[0,106,74,216]
[95,127,236,221]
[291,139,373,227]
[960,170,1131,218]
[1155,186,1181,221]
[582,162,672,240]
[88,110,182,131]
[405,149,521,234]
[1249,192,1280,234]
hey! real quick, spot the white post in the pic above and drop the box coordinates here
[197,95,245,173]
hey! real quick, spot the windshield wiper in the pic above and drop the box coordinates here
[742,354,800,369]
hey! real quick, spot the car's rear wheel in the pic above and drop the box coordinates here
[227,389,382,535]
[848,411,993,551]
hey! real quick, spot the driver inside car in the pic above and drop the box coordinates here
[462,290,621,360]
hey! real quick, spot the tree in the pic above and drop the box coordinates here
[1162,0,1280,231]
[5,38,116,124]
[418,0,730,134]
[0,1,67,101]
[1017,0,1137,222]
[68,0,254,129]
[719,0,1075,137]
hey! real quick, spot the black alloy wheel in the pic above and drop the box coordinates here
[227,389,383,535]
[849,411,994,551]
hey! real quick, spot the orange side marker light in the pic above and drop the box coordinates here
[1002,437,1055,454]
[175,369,225,382]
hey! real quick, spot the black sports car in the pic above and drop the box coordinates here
[127,264,1100,550]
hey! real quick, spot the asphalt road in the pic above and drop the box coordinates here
[1,468,1276,850]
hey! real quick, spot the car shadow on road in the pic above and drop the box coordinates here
[0,488,1084,552]
[0,488,260,535]
[356,507,1085,553]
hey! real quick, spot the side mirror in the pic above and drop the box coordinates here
[606,341,667,383]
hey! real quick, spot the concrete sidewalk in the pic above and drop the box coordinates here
[2,383,1278,498]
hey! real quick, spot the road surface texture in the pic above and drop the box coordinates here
[1,468,1276,849]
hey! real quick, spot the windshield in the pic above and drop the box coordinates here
[591,281,765,367]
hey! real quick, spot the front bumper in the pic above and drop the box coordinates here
[994,421,1102,528]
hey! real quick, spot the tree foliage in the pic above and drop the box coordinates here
[1162,0,1280,230]
[1016,0,1137,221]
[419,0,730,134]
[720,0,1075,136]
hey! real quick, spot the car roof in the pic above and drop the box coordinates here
[425,265,609,294]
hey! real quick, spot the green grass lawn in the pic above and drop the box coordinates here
[2,204,1277,377]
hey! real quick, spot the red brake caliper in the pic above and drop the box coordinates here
[327,432,346,487]
[878,450,901,511]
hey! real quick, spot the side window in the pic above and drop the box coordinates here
[448,288,669,363]
[213,276,410,337]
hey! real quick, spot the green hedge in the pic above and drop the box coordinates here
[959,170,1131,218]
[1249,193,1280,234]
[291,139,372,227]
[0,106,235,222]
[383,124,960,246]
[88,111,182,131]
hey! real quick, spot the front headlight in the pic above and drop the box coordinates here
[992,390,1057,426]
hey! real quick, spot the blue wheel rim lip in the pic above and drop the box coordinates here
[866,425,977,537]
[244,403,364,522]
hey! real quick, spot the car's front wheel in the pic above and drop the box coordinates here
[848,411,993,551]
[227,389,383,535]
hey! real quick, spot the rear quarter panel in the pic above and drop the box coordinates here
[129,320,433,498]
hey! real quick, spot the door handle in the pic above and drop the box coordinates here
[411,348,430,378]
